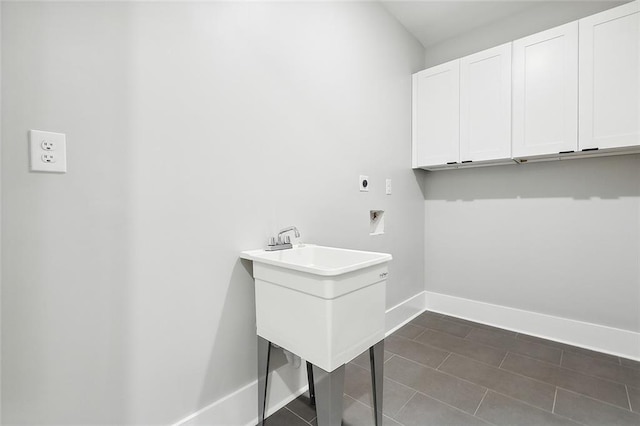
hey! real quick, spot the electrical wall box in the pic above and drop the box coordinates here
[29,130,67,173]
[370,210,385,235]
[359,175,369,192]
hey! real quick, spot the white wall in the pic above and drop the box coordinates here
[1,2,424,424]
[424,156,640,332]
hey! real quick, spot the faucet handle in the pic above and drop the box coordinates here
[268,237,276,246]
[284,235,291,244]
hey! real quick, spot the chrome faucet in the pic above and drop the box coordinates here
[278,226,300,240]
[266,226,300,251]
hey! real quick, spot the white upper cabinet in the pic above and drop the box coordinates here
[412,60,460,168]
[460,43,512,163]
[512,22,579,158]
[412,2,638,171]
[579,1,640,151]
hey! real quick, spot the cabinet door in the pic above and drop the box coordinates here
[460,43,512,163]
[512,22,578,158]
[579,1,639,150]
[412,60,460,168]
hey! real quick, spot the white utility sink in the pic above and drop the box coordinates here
[241,244,391,276]
[241,244,392,372]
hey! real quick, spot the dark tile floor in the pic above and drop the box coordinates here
[266,311,640,425]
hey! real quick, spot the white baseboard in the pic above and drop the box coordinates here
[174,362,308,426]
[385,291,427,336]
[174,291,427,426]
[425,291,640,361]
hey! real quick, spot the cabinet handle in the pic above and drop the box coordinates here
[582,148,599,152]
[559,150,575,154]
[446,161,457,165]
[461,160,473,163]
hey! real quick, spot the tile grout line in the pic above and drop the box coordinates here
[506,350,566,368]
[393,390,418,420]
[488,322,623,366]
[473,389,489,416]
[503,349,633,389]
[342,394,401,425]
[513,354,633,410]
[556,385,638,414]
[487,388,588,426]
[559,350,564,367]
[383,370,429,392]
[416,324,472,341]
[388,352,502,392]
[626,385,632,411]
[449,325,563,366]
[400,329,520,369]
[411,329,427,343]
[489,389,553,414]
[462,325,473,339]
[498,351,509,368]
[435,352,452,370]
[552,387,558,413]
[556,346,621,367]
[283,406,313,425]
[411,388,490,419]
[387,352,448,371]
[553,362,633,388]
[391,349,561,403]
[410,327,562,366]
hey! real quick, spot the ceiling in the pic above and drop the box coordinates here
[379,1,626,48]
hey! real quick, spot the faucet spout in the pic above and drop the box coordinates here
[278,226,300,239]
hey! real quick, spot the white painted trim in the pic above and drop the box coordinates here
[385,291,427,336]
[425,291,640,361]
[174,362,308,426]
[174,291,428,426]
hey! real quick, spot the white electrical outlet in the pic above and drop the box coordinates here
[41,140,56,151]
[41,153,56,163]
[30,130,67,173]
[359,175,369,192]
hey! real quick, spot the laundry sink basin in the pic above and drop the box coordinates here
[241,244,391,276]
[241,244,392,371]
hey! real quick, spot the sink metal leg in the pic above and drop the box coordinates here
[312,364,345,426]
[370,340,384,426]
[257,336,272,426]
[306,361,316,406]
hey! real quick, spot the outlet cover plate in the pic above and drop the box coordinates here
[30,130,67,173]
